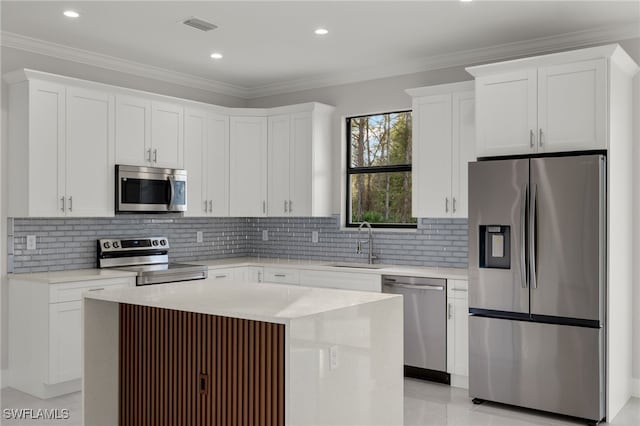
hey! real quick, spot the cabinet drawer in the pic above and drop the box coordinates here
[208,267,246,282]
[49,278,133,303]
[263,268,299,285]
[447,279,468,299]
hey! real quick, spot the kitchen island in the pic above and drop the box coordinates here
[83,279,403,426]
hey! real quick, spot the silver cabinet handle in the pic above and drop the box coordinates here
[209,200,213,213]
[284,200,287,213]
[61,196,65,212]
[203,201,208,212]
[450,288,467,292]
[88,288,104,292]
[539,129,543,147]
[452,197,456,213]
[257,271,262,282]
[263,201,266,214]
[274,274,286,278]
[214,274,228,279]
[146,149,151,162]
[530,129,535,147]
[153,149,158,163]
[289,200,292,213]
[445,197,449,213]
[520,184,528,289]
[68,196,72,212]
[448,303,453,320]
[529,184,538,289]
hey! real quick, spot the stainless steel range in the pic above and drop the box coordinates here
[97,237,207,285]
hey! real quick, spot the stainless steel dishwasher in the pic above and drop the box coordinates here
[382,275,449,384]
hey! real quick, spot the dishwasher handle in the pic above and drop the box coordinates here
[383,281,444,291]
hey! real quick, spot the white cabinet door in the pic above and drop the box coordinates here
[476,70,537,156]
[229,116,268,216]
[412,94,452,218]
[27,80,66,217]
[48,301,81,384]
[206,113,230,216]
[447,279,468,388]
[538,59,607,152]
[451,91,475,218]
[184,107,208,217]
[247,267,264,282]
[268,115,291,216]
[289,112,313,216]
[151,101,183,169]
[65,87,115,217]
[115,95,151,166]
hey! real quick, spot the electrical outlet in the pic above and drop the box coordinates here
[312,231,319,243]
[26,235,37,250]
[329,345,339,370]
[196,231,203,243]
[262,230,269,241]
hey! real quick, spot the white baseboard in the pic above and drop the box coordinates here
[632,378,640,398]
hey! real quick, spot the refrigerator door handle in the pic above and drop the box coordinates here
[520,183,528,288]
[530,184,538,289]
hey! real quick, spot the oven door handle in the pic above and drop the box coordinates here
[167,175,176,210]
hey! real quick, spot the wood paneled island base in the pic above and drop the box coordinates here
[119,304,285,426]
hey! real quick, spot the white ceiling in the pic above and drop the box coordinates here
[2,1,639,98]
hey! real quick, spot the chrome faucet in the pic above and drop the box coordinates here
[357,221,377,264]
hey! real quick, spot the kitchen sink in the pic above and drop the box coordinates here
[327,263,386,270]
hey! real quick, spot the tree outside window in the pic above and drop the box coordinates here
[346,111,416,228]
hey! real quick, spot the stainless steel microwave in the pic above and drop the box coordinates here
[115,165,187,213]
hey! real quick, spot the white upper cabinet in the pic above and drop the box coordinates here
[115,96,183,169]
[6,73,115,217]
[407,82,475,218]
[184,107,229,217]
[267,105,333,217]
[467,44,634,157]
[115,95,151,166]
[65,87,115,217]
[229,116,268,217]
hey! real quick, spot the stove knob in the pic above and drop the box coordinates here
[103,241,111,249]
[160,239,166,246]
[152,240,159,246]
[113,241,120,248]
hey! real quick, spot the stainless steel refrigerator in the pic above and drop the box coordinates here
[468,154,606,423]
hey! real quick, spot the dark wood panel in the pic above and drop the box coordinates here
[119,304,285,426]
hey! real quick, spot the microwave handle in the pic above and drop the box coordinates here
[167,175,175,209]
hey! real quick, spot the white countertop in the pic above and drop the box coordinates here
[196,257,468,280]
[84,279,400,324]
[8,268,137,284]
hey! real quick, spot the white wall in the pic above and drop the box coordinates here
[633,70,640,395]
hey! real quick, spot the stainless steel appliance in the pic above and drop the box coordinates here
[468,154,606,422]
[115,165,187,213]
[97,236,207,285]
[382,275,448,383]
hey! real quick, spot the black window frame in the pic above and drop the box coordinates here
[345,109,415,229]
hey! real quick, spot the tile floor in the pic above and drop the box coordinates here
[1,379,639,425]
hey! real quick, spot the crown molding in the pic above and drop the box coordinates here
[248,23,640,98]
[2,23,639,100]
[0,31,251,99]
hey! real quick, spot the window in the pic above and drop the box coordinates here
[346,110,415,228]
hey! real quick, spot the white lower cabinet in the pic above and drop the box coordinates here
[447,279,469,388]
[9,276,134,398]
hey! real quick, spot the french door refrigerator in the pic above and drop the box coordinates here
[468,154,606,423]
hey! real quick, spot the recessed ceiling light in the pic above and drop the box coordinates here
[63,10,80,18]
[314,28,329,36]
[210,52,223,60]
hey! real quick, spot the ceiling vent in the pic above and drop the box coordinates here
[182,17,218,32]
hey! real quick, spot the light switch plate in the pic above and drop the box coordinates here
[329,345,339,370]
[262,230,269,241]
[196,231,203,243]
[312,231,319,243]
[26,235,37,250]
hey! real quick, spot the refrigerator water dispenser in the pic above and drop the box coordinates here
[479,225,510,269]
